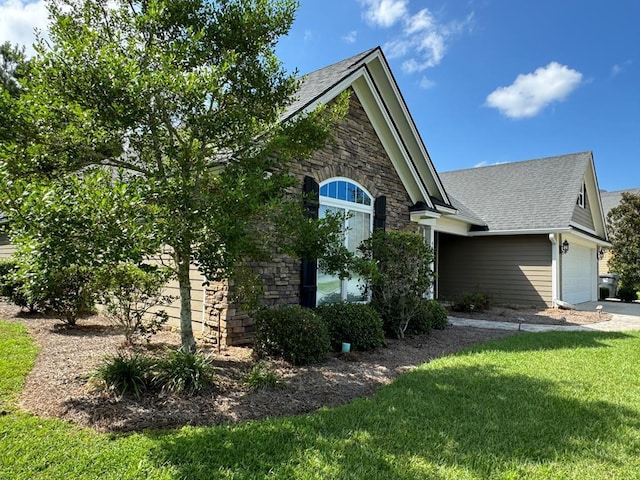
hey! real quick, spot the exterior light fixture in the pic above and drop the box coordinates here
[598,248,605,260]
[559,240,569,255]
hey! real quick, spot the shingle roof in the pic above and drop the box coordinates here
[281,47,378,121]
[439,152,593,232]
[600,188,640,216]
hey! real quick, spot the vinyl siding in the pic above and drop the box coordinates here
[438,234,552,307]
[145,254,205,331]
[0,234,15,258]
[571,191,595,231]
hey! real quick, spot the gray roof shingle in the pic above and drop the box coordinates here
[439,152,593,232]
[281,47,378,121]
[600,188,640,216]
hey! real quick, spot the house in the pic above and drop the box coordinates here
[0,46,613,345]
[598,188,640,275]
[437,152,610,307]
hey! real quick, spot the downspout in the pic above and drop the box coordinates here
[549,233,560,307]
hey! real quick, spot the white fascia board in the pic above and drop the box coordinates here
[566,228,612,248]
[433,216,473,236]
[370,55,452,205]
[568,221,598,237]
[586,153,609,240]
[352,74,434,206]
[468,228,570,237]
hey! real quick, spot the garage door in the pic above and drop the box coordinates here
[562,244,595,304]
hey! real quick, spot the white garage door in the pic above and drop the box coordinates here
[562,244,595,304]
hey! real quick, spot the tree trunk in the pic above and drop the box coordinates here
[176,249,196,353]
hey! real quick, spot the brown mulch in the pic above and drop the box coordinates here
[448,304,612,325]
[0,301,605,433]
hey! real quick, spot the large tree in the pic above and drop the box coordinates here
[0,0,347,351]
[607,192,640,291]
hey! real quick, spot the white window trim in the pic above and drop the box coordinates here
[577,183,586,208]
[318,178,374,304]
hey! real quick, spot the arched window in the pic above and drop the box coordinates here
[317,178,373,305]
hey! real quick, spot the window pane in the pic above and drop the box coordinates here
[347,211,370,252]
[317,272,342,305]
[337,180,347,201]
[346,276,367,302]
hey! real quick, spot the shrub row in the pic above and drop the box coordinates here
[253,300,448,365]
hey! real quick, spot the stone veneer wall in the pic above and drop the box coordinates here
[204,90,418,346]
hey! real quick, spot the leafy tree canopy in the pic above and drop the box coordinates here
[0,0,348,351]
[607,192,640,290]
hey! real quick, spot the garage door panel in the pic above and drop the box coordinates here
[562,244,594,304]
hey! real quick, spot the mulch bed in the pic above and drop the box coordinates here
[1,301,603,433]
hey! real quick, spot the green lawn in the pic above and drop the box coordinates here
[1,320,639,479]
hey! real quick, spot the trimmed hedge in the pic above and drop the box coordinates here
[316,302,385,352]
[407,299,449,334]
[253,305,330,365]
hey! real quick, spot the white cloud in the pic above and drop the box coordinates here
[380,7,473,74]
[612,59,632,77]
[474,160,506,168]
[486,62,583,119]
[419,76,435,89]
[0,0,49,56]
[342,30,358,44]
[359,0,408,28]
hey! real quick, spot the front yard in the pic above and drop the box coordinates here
[1,312,639,479]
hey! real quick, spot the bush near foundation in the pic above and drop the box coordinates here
[254,305,330,365]
[316,302,385,352]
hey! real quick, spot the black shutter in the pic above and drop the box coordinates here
[374,196,386,231]
[300,176,319,308]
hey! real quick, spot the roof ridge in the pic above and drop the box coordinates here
[441,151,592,175]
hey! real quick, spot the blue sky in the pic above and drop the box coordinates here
[1,0,638,191]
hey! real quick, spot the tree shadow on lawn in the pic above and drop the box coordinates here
[146,355,640,479]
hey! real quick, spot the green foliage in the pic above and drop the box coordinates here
[244,361,286,390]
[316,302,385,351]
[153,349,215,396]
[616,284,638,303]
[0,41,28,98]
[93,351,153,399]
[409,299,449,334]
[0,258,36,312]
[254,305,330,365]
[452,291,490,313]
[96,264,174,344]
[607,192,640,292]
[357,230,435,338]
[0,0,348,352]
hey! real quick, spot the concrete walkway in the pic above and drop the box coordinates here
[448,300,640,333]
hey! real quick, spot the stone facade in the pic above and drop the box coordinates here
[204,90,418,346]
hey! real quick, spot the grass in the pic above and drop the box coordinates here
[1,319,639,479]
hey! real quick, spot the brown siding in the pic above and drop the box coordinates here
[0,233,15,258]
[438,234,552,307]
[208,91,419,345]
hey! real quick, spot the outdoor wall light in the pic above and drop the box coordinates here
[559,240,570,255]
[598,248,605,260]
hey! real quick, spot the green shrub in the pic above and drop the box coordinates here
[452,292,490,313]
[617,285,638,303]
[153,349,214,395]
[423,300,448,330]
[253,305,330,365]
[93,351,153,398]
[357,230,435,338]
[316,302,385,351]
[0,258,38,312]
[244,361,286,390]
[408,300,449,334]
[96,263,173,344]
